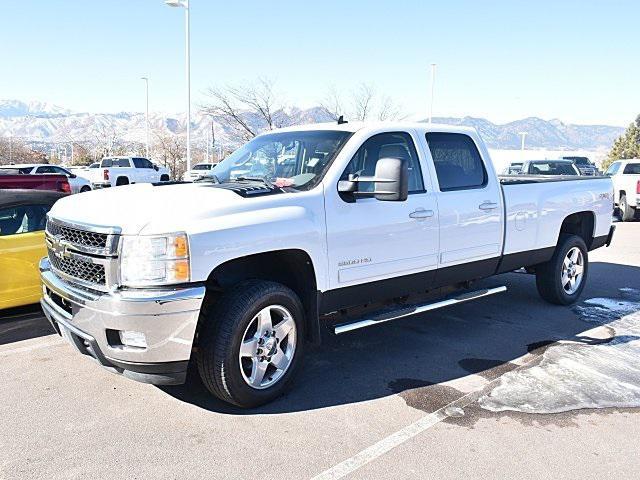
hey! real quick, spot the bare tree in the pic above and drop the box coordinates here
[153,130,186,179]
[320,83,404,122]
[352,83,375,121]
[319,85,345,121]
[202,78,285,144]
[0,137,47,165]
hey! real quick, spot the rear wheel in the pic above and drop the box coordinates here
[80,186,91,193]
[115,177,129,186]
[197,280,305,408]
[535,234,588,305]
[620,195,636,222]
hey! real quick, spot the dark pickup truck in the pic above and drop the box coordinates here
[0,172,71,193]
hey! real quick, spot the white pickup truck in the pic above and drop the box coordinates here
[605,159,640,221]
[40,122,615,407]
[84,156,170,188]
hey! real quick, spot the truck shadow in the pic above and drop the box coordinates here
[159,261,640,415]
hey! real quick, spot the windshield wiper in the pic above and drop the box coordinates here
[196,175,220,184]
[234,176,276,188]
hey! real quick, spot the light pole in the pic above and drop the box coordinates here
[518,132,528,160]
[428,63,436,123]
[165,0,191,171]
[141,76,150,159]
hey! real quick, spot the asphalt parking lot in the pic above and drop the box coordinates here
[1,222,639,480]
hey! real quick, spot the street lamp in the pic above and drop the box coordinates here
[165,0,191,171]
[428,63,436,124]
[141,76,150,158]
[518,132,528,160]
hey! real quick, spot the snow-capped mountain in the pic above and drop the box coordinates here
[0,99,624,151]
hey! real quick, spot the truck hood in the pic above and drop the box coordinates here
[49,182,247,235]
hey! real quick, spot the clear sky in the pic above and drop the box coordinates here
[1,0,638,126]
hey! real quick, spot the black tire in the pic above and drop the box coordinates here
[197,280,305,408]
[80,186,91,193]
[116,177,129,186]
[535,234,589,305]
[620,195,635,222]
[160,174,170,182]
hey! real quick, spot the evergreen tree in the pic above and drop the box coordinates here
[604,114,640,169]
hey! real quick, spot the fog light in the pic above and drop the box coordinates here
[119,330,147,348]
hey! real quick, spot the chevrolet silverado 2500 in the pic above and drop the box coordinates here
[85,156,170,188]
[39,122,615,407]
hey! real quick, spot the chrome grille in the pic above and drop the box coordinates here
[47,221,108,249]
[45,217,120,291]
[48,251,107,286]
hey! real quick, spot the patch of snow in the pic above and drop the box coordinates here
[478,288,640,414]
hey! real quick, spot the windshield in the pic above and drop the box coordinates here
[193,164,212,171]
[203,130,352,190]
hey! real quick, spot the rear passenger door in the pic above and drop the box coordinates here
[424,132,504,282]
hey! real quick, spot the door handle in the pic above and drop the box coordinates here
[479,201,499,211]
[409,208,435,220]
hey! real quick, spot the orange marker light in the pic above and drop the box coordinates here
[173,260,190,282]
[174,236,188,257]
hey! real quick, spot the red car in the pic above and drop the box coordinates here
[0,172,71,193]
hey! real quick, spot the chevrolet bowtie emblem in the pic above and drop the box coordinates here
[51,238,69,259]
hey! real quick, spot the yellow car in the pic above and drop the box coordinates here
[0,190,67,310]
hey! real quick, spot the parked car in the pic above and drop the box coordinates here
[0,172,71,193]
[40,121,614,408]
[562,156,599,176]
[0,189,68,309]
[605,159,640,221]
[81,156,170,188]
[0,163,92,193]
[182,163,217,182]
[518,159,581,176]
[504,162,523,174]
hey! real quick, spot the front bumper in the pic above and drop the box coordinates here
[39,257,205,385]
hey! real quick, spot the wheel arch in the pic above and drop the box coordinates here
[200,249,321,344]
[558,211,596,250]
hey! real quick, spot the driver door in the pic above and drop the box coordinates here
[323,130,439,310]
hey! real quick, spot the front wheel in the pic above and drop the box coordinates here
[535,234,588,305]
[197,280,305,408]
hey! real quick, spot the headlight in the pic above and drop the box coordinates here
[120,233,190,287]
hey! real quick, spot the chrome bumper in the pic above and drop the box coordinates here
[39,257,205,385]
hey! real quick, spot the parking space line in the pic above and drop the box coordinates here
[311,351,542,480]
[0,337,64,357]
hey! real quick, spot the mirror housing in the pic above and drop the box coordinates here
[153,164,159,171]
[69,173,77,179]
[337,157,409,202]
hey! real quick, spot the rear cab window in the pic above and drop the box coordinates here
[623,163,640,174]
[425,132,487,191]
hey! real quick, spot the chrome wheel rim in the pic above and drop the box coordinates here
[561,247,584,295]
[238,305,297,390]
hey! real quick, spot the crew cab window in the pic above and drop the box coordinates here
[341,132,424,194]
[425,133,487,191]
[605,162,621,176]
[133,158,153,169]
[0,205,49,236]
[623,163,640,174]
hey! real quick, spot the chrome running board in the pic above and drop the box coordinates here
[334,286,507,335]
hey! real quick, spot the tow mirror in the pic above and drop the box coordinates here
[338,157,409,202]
